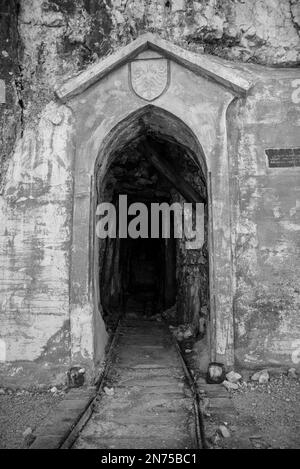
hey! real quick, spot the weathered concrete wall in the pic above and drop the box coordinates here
[228,72,300,368]
[0,102,74,386]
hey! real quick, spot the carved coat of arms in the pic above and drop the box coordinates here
[129,57,170,102]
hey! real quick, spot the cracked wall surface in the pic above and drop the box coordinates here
[0,101,74,387]
[227,74,300,368]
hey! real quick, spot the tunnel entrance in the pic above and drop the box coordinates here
[95,108,209,351]
[66,37,242,369]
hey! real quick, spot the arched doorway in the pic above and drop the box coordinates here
[69,99,235,377]
[93,107,208,349]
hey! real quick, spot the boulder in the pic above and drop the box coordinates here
[226,371,242,383]
[218,425,231,438]
[23,427,35,447]
[222,380,239,391]
[103,386,114,396]
[288,368,298,379]
[183,328,193,339]
[251,370,269,384]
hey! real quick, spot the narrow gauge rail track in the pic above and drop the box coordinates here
[60,318,207,450]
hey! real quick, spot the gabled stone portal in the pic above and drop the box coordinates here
[54,33,254,375]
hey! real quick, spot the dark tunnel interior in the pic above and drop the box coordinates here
[95,110,209,339]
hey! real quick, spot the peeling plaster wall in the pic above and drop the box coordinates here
[228,74,300,368]
[0,102,74,386]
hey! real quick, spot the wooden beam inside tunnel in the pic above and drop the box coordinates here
[143,140,206,204]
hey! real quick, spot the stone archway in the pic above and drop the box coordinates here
[57,34,253,377]
[92,105,208,349]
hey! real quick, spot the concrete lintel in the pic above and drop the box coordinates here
[55,33,254,101]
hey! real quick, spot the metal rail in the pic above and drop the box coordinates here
[60,318,207,450]
[60,320,122,449]
[168,327,208,449]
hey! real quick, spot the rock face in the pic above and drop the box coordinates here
[0,0,22,191]
[1,0,299,189]
[1,0,300,185]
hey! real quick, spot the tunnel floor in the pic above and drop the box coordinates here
[73,318,197,449]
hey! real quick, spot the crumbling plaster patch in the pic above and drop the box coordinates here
[231,75,300,367]
[0,102,74,364]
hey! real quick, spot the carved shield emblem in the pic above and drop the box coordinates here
[129,58,169,101]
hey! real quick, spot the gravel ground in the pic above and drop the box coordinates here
[229,376,300,449]
[203,374,300,449]
[0,390,63,449]
[174,329,300,450]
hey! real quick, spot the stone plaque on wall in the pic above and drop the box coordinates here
[265,148,300,168]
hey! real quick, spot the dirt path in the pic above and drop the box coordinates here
[73,319,197,449]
